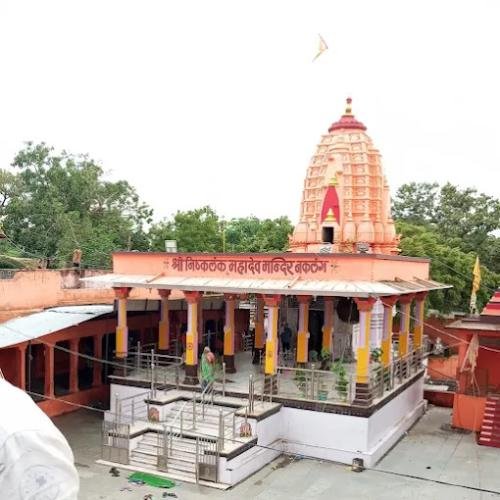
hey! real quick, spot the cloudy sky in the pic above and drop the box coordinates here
[1,1,499,224]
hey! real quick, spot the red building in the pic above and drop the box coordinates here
[448,288,500,446]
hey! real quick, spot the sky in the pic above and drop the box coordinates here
[1,1,500,225]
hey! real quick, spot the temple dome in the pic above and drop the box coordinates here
[289,98,399,254]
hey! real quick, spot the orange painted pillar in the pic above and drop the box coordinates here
[184,291,201,385]
[69,338,80,393]
[158,289,171,351]
[296,296,311,364]
[114,287,131,358]
[17,344,26,391]
[413,292,428,349]
[44,344,55,398]
[223,294,237,373]
[381,296,398,368]
[354,298,376,385]
[93,335,103,387]
[322,297,334,355]
[398,294,415,357]
[253,296,265,364]
[263,295,281,375]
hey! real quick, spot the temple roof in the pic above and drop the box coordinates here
[328,97,367,132]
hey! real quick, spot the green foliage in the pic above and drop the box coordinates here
[395,185,500,313]
[2,142,152,268]
[149,208,293,253]
[331,360,348,398]
[370,347,383,364]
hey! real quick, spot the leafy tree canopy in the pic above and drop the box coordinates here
[1,142,152,268]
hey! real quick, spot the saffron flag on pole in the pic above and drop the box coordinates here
[470,256,481,315]
[313,34,328,62]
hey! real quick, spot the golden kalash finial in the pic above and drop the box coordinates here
[345,97,353,115]
[328,174,338,186]
[325,208,336,222]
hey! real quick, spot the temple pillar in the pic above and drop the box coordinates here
[17,344,26,391]
[413,292,428,349]
[44,344,55,398]
[398,294,415,357]
[381,296,398,368]
[197,299,203,353]
[263,295,281,376]
[93,334,103,387]
[253,296,265,364]
[296,295,311,364]
[114,287,131,359]
[322,297,334,355]
[223,294,237,373]
[69,338,80,393]
[184,291,201,385]
[354,297,376,406]
[158,289,171,351]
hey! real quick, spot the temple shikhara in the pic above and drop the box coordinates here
[0,100,458,487]
[290,98,399,254]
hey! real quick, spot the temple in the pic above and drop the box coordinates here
[0,99,451,487]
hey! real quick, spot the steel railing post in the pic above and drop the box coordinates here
[192,394,196,430]
[218,410,224,449]
[222,362,226,397]
[195,437,200,484]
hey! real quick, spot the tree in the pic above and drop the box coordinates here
[397,221,500,313]
[224,216,293,252]
[392,182,439,224]
[2,142,152,268]
[393,182,500,274]
[149,206,222,252]
[149,209,294,253]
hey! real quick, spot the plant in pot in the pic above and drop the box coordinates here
[320,348,332,371]
[331,360,349,401]
[293,368,307,397]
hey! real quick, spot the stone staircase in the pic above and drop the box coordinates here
[130,432,198,481]
[478,395,500,448]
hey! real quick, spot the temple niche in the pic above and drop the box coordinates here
[289,98,399,254]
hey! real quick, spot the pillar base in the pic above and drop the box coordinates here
[224,354,236,373]
[183,364,199,386]
[353,382,373,407]
[252,348,264,365]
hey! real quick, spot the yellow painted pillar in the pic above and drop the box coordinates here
[184,291,201,384]
[114,287,131,358]
[224,294,237,373]
[158,289,171,351]
[398,294,415,357]
[354,298,376,384]
[413,292,427,349]
[381,296,398,368]
[322,297,334,355]
[264,295,280,375]
[296,296,311,364]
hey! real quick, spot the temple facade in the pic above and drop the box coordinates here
[290,98,399,254]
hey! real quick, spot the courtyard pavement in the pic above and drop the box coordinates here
[54,406,500,500]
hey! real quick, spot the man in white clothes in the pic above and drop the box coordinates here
[0,378,79,499]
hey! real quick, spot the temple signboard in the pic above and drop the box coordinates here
[167,255,331,278]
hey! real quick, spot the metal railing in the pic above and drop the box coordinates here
[101,420,130,465]
[114,390,151,425]
[120,343,183,388]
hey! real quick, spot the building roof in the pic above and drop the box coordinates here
[82,273,449,298]
[0,305,113,349]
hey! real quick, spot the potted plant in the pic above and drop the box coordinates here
[293,368,307,397]
[331,360,348,401]
[320,348,332,371]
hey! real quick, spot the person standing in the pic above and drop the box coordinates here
[281,322,292,352]
[200,346,215,391]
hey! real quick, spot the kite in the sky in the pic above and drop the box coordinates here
[313,34,328,62]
